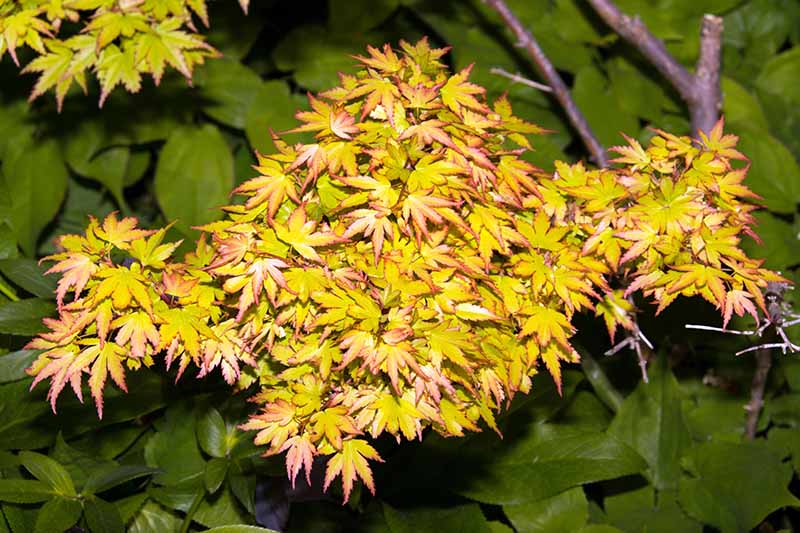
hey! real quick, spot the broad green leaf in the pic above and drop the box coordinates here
[0,223,18,260]
[32,496,82,533]
[205,525,276,533]
[679,441,800,532]
[755,45,800,156]
[0,298,55,335]
[205,3,264,59]
[154,124,234,236]
[383,502,491,533]
[0,259,57,299]
[205,458,228,494]
[0,480,52,503]
[272,25,360,92]
[245,81,309,154]
[63,119,133,210]
[504,487,588,533]
[557,390,613,432]
[0,349,40,383]
[51,433,115,490]
[194,487,250,528]
[201,58,264,129]
[605,486,701,533]
[734,126,800,214]
[144,402,206,488]
[2,502,38,533]
[741,211,800,271]
[328,0,399,32]
[228,473,255,516]
[608,355,691,491]
[721,77,769,131]
[83,464,160,495]
[128,501,182,533]
[608,57,665,123]
[84,497,125,533]
[197,407,228,458]
[19,451,75,496]
[458,424,647,505]
[1,136,68,256]
[572,65,639,150]
[115,492,148,524]
[766,427,800,474]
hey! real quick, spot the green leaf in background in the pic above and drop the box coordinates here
[272,25,361,92]
[193,487,250,528]
[0,480,52,504]
[128,501,182,533]
[721,77,769,130]
[734,126,800,214]
[0,259,57,299]
[766,427,800,474]
[201,59,265,129]
[678,440,800,532]
[245,81,303,154]
[204,457,228,494]
[755,44,800,157]
[84,497,125,533]
[328,0,399,32]
[608,355,691,491]
[83,464,160,495]
[503,487,588,533]
[572,65,639,149]
[458,424,647,505]
[0,298,55,335]
[0,350,40,384]
[604,486,701,533]
[741,211,800,271]
[19,451,75,496]
[154,124,234,236]
[608,57,665,123]
[51,434,114,490]
[383,502,491,533]
[144,402,206,488]
[0,137,68,256]
[32,496,82,533]
[197,407,228,458]
[203,527,281,533]
[63,118,134,212]
[0,222,18,261]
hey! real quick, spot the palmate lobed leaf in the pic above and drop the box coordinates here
[26,39,778,502]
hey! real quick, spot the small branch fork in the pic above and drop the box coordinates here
[605,323,654,383]
[686,283,800,439]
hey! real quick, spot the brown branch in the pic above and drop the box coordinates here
[744,348,772,439]
[482,0,609,167]
[693,15,724,135]
[585,0,723,137]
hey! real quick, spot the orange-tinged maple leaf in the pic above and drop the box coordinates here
[354,43,404,73]
[309,406,360,450]
[280,434,317,488]
[519,305,574,350]
[440,65,488,115]
[45,252,99,308]
[369,392,422,441]
[401,192,459,240]
[723,289,759,328]
[610,133,650,170]
[93,212,154,249]
[323,438,383,503]
[87,341,128,419]
[241,399,300,451]
[92,264,153,314]
[128,227,180,269]
[275,207,346,263]
[113,311,159,359]
[699,118,746,161]
[398,119,458,150]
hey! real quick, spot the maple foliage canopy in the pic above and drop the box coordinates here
[27,38,779,501]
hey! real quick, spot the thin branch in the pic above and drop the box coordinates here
[482,0,609,167]
[745,349,771,439]
[692,15,724,135]
[490,67,552,92]
[585,0,723,136]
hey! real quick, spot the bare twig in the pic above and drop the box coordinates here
[585,0,723,137]
[482,0,609,167]
[745,349,772,439]
[605,323,653,382]
[490,67,552,92]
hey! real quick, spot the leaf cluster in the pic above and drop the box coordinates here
[23,38,780,503]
